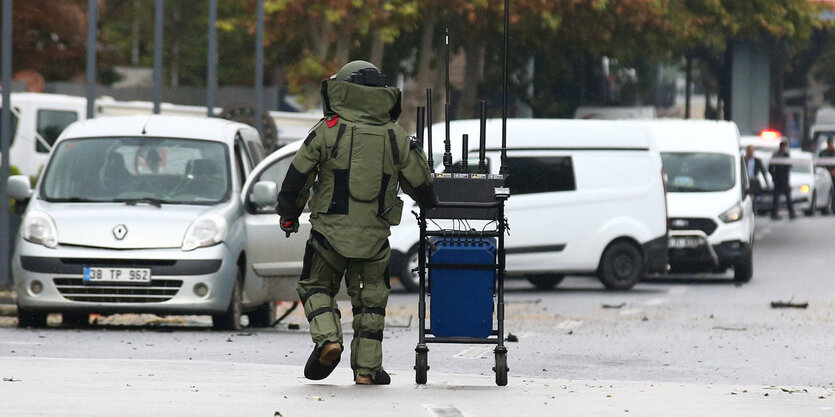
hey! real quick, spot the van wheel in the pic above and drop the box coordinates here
[804,193,816,216]
[733,251,753,283]
[526,274,565,290]
[396,247,421,292]
[248,301,277,328]
[212,272,242,331]
[598,241,643,291]
[17,307,47,328]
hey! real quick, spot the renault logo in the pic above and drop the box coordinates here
[113,224,128,240]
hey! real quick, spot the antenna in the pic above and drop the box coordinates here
[462,134,469,172]
[443,28,453,173]
[426,89,434,172]
[416,106,426,149]
[500,0,509,175]
[479,100,487,174]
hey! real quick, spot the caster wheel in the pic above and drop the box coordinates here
[415,345,429,384]
[493,350,508,386]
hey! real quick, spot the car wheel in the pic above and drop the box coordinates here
[526,274,565,290]
[247,301,277,328]
[598,241,643,291]
[62,312,90,327]
[733,250,753,283]
[17,306,47,328]
[395,246,421,292]
[804,192,816,216]
[212,271,242,331]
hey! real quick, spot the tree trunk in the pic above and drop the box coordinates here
[370,31,385,68]
[458,39,484,119]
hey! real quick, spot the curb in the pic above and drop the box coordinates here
[0,290,17,316]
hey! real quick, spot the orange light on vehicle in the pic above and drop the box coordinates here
[760,129,780,140]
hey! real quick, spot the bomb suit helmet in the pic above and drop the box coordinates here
[334,60,387,87]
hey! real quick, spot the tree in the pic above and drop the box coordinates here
[0,0,87,82]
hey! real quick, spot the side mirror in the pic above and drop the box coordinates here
[251,180,278,208]
[8,175,33,201]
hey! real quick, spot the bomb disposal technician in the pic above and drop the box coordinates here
[277,61,437,385]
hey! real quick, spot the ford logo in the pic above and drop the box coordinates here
[671,219,689,228]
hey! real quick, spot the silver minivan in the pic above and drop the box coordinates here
[7,115,282,330]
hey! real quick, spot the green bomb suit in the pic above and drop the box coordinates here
[277,79,437,383]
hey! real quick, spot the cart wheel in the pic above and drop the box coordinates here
[415,345,429,384]
[493,350,508,386]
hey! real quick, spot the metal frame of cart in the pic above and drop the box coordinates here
[413,180,510,386]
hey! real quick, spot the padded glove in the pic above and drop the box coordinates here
[279,217,299,238]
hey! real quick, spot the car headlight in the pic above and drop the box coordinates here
[719,202,744,223]
[22,210,58,248]
[182,214,228,251]
[799,184,810,194]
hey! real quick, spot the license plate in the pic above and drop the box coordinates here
[83,267,152,283]
[670,237,702,249]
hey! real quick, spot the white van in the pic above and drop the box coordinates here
[388,119,669,291]
[647,120,755,282]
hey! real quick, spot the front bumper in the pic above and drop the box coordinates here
[12,240,237,315]
[668,230,750,271]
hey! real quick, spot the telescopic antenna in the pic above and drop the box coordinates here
[462,134,469,172]
[500,0,509,175]
[426,89,434,172]
[443,28,453,173]
[416,106,426,149]
[479,100,487,174]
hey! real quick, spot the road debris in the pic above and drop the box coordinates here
[780,388,808,394]
[712,326,747,331]
[770,299,808,309]
[3,377,21,382]
[505,333,519,342]
[602,303,626,309]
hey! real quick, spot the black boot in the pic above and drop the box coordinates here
[355,369,391,385]
[304,341,343,380]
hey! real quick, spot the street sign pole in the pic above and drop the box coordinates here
[86,0,96,119]
[1,0,12,288]
[207,0,217,117]
[153,0,164,114]
[254,0,264,135]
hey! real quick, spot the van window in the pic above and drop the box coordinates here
[233,140,250,191]
[247,140,265,165]
[252,154,310,213]
[37,110,78,153]
[661,152,735,192]
[506,156,576,194]
[41,137,230,204]
[0,108,19,146]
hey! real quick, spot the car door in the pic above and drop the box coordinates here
[242,147,312,301]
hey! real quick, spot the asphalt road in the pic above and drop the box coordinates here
[1,215,833,415]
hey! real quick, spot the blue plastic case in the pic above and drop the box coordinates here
[429,237,496,338]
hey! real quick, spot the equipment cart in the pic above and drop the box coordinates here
[413,171,510,386]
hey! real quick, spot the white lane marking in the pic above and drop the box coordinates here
[668,285,688,295]
[453,346,491,359]
[644,298,668,306]
[425,405,466,417]
[556,319,583,329]
[0,342,41,345]
[619,308,643,316]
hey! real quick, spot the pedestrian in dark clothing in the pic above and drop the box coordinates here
[817,137,835,212]
[769,141,795,219]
